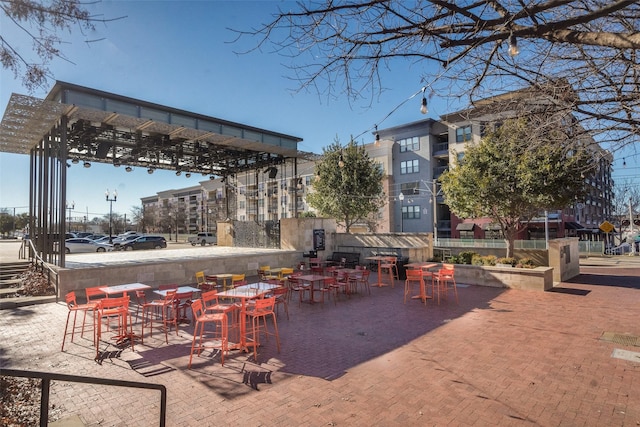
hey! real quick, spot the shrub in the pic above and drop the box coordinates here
[479,255,497,266]
[457,251,478,265]
[516,257,536,268]
[496,257,516,266]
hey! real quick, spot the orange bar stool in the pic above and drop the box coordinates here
[61,291,99,351]
[141,290,178,344]
[189,299,229,367]
[380,256,399,287]
[96,296,133,357]
[404,269,426,305]
[202,290,240,343]
[245,296,280,362]
[434,263,458,304]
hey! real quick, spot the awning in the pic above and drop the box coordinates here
[564,222,585,230]
[456,222,476,231]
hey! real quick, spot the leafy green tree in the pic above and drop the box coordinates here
[15,213,30,231]
[306,138,385,232]
[0,210,12,236]
[439,118,592,257]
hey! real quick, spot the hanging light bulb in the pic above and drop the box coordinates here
[125,166,133,173]
[338,152,345,168]
[185,172,191,178]
[623,158,627,167]
[419,86,428,114]
[83,161,91,168]
[508,33,519,56]
[71,158,80,164]
[374,125,380,146]
[147,168,154,174]
[176,170,182,176]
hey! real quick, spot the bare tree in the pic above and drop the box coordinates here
[235,1,640,153]
[1,0,124,91]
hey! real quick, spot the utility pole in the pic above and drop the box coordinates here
[630,197,636,256]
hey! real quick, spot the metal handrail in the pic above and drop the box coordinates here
[1,368,167,427]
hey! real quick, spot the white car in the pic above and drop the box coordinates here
[64,238,114,253]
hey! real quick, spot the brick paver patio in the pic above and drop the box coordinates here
[1,252,639,426]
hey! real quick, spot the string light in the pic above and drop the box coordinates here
[508,33,520,56]
[420,87,428,114]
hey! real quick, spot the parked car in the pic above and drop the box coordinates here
[188,232,217,246]
[64,238,114,253]
[111,233,141,248]
[119,235,167,251]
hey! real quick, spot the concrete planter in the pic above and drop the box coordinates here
[453,264,554,291]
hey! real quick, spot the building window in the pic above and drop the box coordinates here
[399,137,420,152]
[400,159,419,174]
[402,205,421,219]
[239,200,246,209]
[456,125,472,143]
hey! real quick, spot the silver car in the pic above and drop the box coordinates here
[64,238,114,254]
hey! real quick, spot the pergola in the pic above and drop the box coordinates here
[0,81,303,266]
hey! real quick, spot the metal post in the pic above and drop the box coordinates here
[432,180,438,245]
[630,197,636,255]
[398,192,404,232]
[544,210,549,250]
[66,201,74,233]
[105,190,117,244]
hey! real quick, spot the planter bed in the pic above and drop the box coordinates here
[452,264,554,291]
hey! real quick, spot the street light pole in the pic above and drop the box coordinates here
[66,201,75,233]
[432,180,438,245]
[398,192,404,232]
[105,189,117,244]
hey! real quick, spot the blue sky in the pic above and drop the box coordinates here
[1,1,638,220]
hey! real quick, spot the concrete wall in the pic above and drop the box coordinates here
[280,217,338,258]
[56,250,301,296]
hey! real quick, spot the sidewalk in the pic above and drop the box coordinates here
[1,249,639,425]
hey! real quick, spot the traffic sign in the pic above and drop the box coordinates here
[599,221,614,233]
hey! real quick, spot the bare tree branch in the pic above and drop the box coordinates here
[232,0,640,152]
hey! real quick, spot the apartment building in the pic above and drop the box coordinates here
[437,88,613,241]
[142,87,613,242]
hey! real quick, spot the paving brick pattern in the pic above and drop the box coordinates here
[1,257,639,426]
